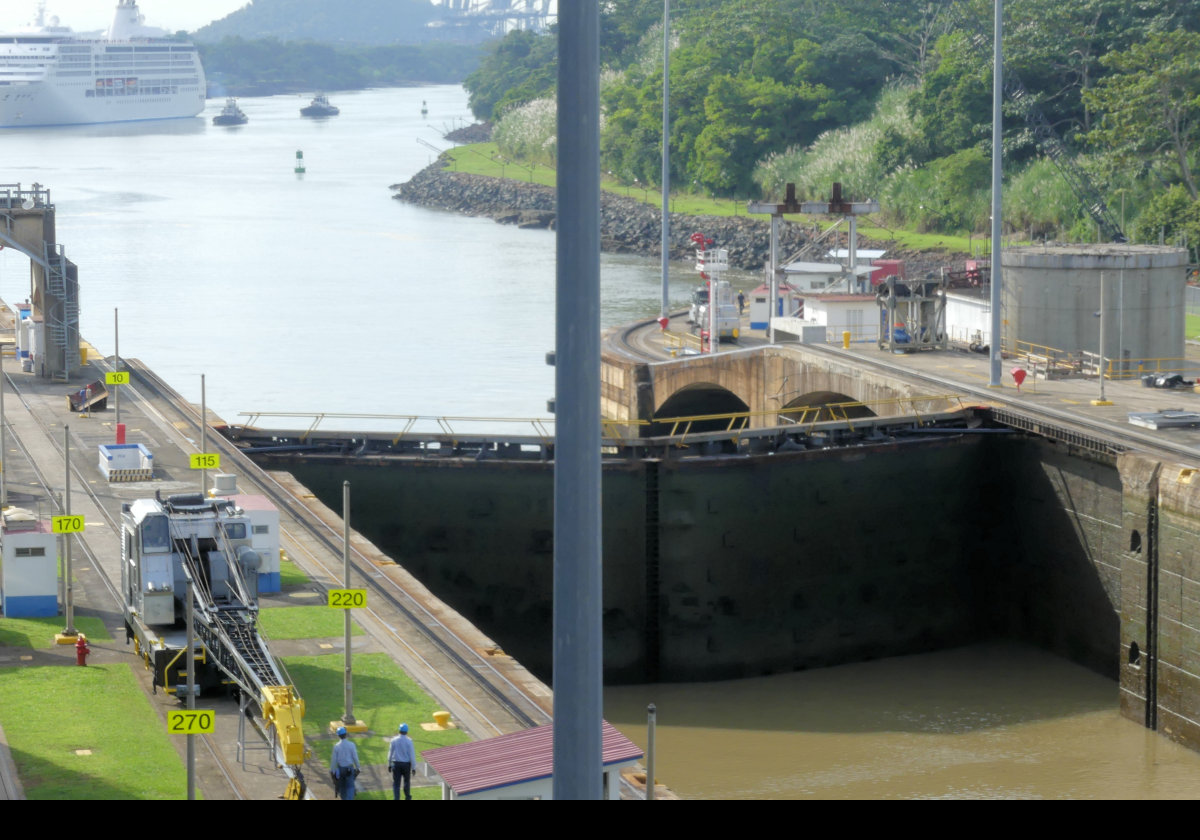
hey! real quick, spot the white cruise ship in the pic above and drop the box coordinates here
[0,1,206,128]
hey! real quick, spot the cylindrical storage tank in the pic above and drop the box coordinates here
[1001,244,1188,368]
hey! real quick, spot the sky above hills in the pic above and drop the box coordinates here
[0,1,248,33]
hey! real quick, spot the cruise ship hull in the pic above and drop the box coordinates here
[0,81,205,128]
[0,1,207,129]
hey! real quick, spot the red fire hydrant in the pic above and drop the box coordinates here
[75,635,90,667]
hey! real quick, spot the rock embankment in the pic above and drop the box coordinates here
[392,159,809,271]
[392,155,961,276]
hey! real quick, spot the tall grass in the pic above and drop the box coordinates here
[754,82,917,201]
[493,97,558,168]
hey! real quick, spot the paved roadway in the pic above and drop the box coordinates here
[0,327,554,799]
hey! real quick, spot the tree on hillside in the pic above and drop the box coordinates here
[1083,30,1200,199]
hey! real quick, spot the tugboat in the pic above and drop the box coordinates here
[300,93,339,118]
[212,97,247,126]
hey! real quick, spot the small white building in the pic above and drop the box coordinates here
[801,294,879,343]
[748,282,802,329]
[227,494,281,594]
[422,720,643,800]
[945,287,993,349]
[1,508,57,617]
[209,480,283,594]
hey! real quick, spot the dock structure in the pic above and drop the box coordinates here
[0,309,561,800]
[0,185,80,382]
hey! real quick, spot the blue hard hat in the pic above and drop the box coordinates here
[337,727,347,737]
[399,723,409,733]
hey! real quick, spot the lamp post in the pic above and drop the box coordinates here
[988,0,1004,386]
[1092,271,1113,406]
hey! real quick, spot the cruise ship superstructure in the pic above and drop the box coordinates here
[0,1,206,128]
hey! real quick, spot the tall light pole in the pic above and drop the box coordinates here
[660,0,671,322]
[554,0,603,800]
[988,0,1004,387]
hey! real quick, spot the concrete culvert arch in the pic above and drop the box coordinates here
[780,391,876,423]
[651,383,750,435]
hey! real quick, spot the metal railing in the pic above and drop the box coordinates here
[241,395,971,447]
[1006,336,1200,382]
[238,411,556,443]
[653,394,969,442]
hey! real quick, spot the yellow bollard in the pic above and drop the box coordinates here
[842,331,851,349]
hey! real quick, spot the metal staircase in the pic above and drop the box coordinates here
[0,184,80,381]
[43,241,79,381]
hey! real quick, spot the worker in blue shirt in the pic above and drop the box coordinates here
[388,722,417,800]
[331,726,360,800]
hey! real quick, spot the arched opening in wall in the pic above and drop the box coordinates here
[650,383,750,435]
[780,391,876,424]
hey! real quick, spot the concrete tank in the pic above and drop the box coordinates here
[1001,244,1188,367]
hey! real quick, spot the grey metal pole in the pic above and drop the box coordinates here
[114,308,120,430]
[1,348,6,509]
[769,214,779,344]
[988,0,1004,386]
[199,374,207,496]
[63,426,75,636]
[660,0,670,322]
[554,0,603,801]
[342,480,355,725]
[1097,271,1110,404]
[646,703,656,801]
[185,567,196,800]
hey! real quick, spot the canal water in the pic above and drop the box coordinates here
[4,85,1199,798]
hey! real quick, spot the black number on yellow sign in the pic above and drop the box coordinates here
[189,453,220,470]
[105,371,130,385]
[328,589,367,609]
[167,710,215,734]
[52,515,85,534]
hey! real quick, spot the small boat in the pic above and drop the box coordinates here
[212,97,247,126]
[300,93,339,118]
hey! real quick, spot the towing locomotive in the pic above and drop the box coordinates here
[121,492,306,769]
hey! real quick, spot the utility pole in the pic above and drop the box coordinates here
[554,0,603,800]
[989,0,1004,387]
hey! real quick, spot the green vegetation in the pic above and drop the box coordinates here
[442,141,975,253]
[199,39,482,94]
[460,0,1200,255]
[283,653,469,768]
[0,665,187,799]
[257,606,364,641]
[278,558,311,588]
[195,0,444,45]
[1187,314,1200,342]
[0,616,112,649]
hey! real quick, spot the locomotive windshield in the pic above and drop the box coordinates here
[141,514,170,553]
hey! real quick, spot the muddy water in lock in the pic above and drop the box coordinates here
[606,643,1200,799]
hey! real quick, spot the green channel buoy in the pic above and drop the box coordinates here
[294,149,306,175]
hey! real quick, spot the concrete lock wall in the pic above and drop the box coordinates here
[1003,245,1188,363]
[1118,453,1200,749]
[269,431,1127,686]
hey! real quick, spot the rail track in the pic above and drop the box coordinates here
[0,369,252,800]
[119,358,551,736]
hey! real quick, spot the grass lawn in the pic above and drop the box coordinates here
[0,615,112,648]
[0,664,187,799]
[278,557,310,588]
[282,652,469,768]
[441,142,979,255]
[257,605,364,641]
[354,784,443,801]
[1187,313,1200,341]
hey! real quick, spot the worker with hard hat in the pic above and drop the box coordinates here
[331,726,360,800]
[387,722,416,800]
